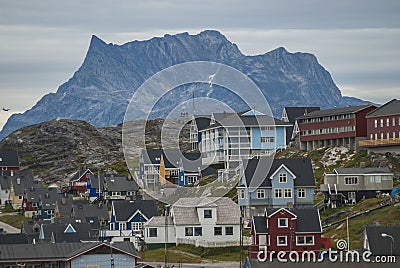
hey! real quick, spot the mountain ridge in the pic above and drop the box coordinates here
[0,30,369,140]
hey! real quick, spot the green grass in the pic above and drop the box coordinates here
[139,247,202,263]
[0,205,16,213]
[0,214,29,229]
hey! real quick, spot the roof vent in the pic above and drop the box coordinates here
[16,178,20,185]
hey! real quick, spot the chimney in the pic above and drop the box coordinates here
[16,178,20,185]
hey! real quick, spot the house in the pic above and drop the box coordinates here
[297,104,377,151]
[140,149,213,188]
[362,225,400,256]
[109,200,158,242]
[0,233,29,244]
[144,197,241,247]
[0,172,12,206]
[37,188,73,220]
[320,167,394,207]
[69,168,93,194]
[9,170,35,210]
[359,99,400,154]
[0,149,20,171]
[281,106,320,146]
[0,242,138,267]
[22,180,45,217]
[199,110,291,169]
[104,175,140,200]
[237,158,315,218]
[71,203,109,229]
[248,207,324,260]
[189,115,211,151]
[86,173,105,202]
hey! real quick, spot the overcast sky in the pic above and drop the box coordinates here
[0,0,399,129]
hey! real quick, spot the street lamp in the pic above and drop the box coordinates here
[381,233,395,256]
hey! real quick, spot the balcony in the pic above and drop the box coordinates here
[359,138,400,147]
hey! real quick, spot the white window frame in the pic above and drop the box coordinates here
[274,189,282,198]
[348,192,356,201]
[132,222,142,231]
[297,188,306,198]
[296,235,315,246]
[239,189,246,199]
[279,173,287,183]
[284,188,292,198]
[344,177,358,185]
[278,218,288,228]
[277,236,287,246]
[380,119,383,127]
[257,189,265,199]
[386,118,390,127]
[374,119,377,128]
[148,227,158,237]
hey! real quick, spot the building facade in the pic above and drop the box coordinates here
[359,99,400,154]
[298,105,377,151]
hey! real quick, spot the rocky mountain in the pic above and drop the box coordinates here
[0,30,369,141]
[0,118,190,184]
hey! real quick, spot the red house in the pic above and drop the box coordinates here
[249,207,325,260]
[359,99,400,154]
[298,104,377,151]
[69,169,93,194]
[0,150,20,171]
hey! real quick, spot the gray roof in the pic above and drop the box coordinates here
[367,99,400,117]
[0,242,137,262]
[40,189,73,216]
[72,203,109,222]
[40,220,98,243]
[297,104,376,119]
[11,170,35,195]
[0,175,11,190]
[283,107,320,124]
[0,149,19,167]
[334,167,392,175]
[365,226,400,256]
[172,197,240,226]
[253,216,268,234]
[105,176,139,192]
[86,173,105,190]
[141,149,202,172]
[193,116,212,131]
[241,158,315,188]
[0,233,29,244]
[25,181,45,204]
[265,207,322,233]
[144,216,174,227]
[113,200,158,221]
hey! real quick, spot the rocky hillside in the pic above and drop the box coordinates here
[0,30,369,141]
[0,118,191,184]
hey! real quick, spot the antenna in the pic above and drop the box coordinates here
[192,90,195,116]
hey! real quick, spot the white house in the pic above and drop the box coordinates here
[144,197,240,247]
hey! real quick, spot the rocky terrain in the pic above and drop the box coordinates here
[0,117,191,184]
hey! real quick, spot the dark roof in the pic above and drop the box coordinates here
[0,149,19,167]
[253,216,268,234]
[105,176,139,192]
[194,116,211,131]
[297,104,376,119]
[365,226,400,256]
[0,242,137,262]
[334,167,392,175]
[25,181,46,203]
[367,99,400,117]
[266,207,322,233]
[0,175,11,190]
[72,203,109,222]
[242,158,315,188]
[0,233,29,244]
[40,221,98,243]
[40,189,73,216]
[10,170,35,195]
[86,173,105,190]
[69,168,93,182]
[283,107,320,124]
[113,200,158,221]
[141,149,202,172]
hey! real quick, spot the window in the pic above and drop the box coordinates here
[348,192,356,201]
[345,177,358,185]
[380,119,383,127]
[277,236,287,246]
[374,120,377,128]
[284,189,292,198]
[381,133,384,139]
[214,227,222,236]
[261,137,275,143]
[194,227,202,236]
[225,226,234,235]
[204,209,212,218]
[149,228,158,237]
[132,222,142,231]
[297,188,306,198]
[387,118,390,127]
[185,227,193,236]
[279,173,287,183]
[188,176,197,184]
[170,169,178,176]
[370,133,373,140]
[257,189,265,199]
[296,235,314,245]
[375,133,378,140]
[239,189,246,199]
[119,222,126,230]
[278,218,288,227]
[275,189,282,198]
[387,132,390,139]
[393,118,396,127]
[393,132,396,139]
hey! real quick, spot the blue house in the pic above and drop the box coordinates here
[198,110,292,169]
[109,200,158,242]
[237,157,315,218]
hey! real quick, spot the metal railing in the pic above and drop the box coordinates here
[359,138,400,147]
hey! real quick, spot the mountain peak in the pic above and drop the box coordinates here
[89,34,106,47]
